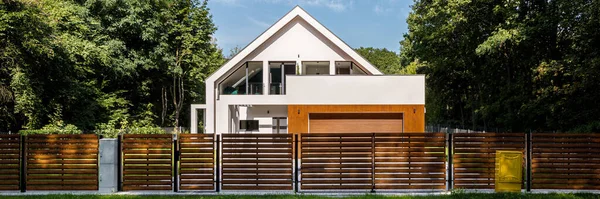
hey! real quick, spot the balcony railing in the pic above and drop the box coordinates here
[248,83,262,95]
[270,83,283,95]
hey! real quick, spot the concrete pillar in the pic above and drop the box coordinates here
[191,106,198,134]
[99,139,118,193]
[262,60,269,95]
[329,60,335,75]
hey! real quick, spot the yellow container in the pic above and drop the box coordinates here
[495,150,523,192]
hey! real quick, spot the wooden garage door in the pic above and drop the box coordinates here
[309,113,403,133]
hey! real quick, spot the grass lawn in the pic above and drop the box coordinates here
[0,193,599,199]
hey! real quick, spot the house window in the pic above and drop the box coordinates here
[239,120,259,131]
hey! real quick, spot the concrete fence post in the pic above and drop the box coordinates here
[99,138,118,193]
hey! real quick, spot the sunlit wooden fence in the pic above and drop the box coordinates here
[4,132,600,192]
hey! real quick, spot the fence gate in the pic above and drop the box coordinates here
[452,133,525,189]
[26,134,99,190]
[221,134,293,190]
[300,133,373,191]
[0,134,20,191]
[374,133,446,190]
[178,134,215,191]
[122,134,172,191]
[532,133,600,190]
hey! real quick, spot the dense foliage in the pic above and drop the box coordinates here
[0,0,224,132]
[401,0,600,132]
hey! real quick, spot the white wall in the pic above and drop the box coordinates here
[285,75,425,104]
[246,17,351,62]
[211,75,425,133]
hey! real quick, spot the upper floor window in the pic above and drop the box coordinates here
[302,61,330,75]
[335,61,367,75]
[220,61,263,95]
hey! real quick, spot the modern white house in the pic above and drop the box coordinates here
[190,6,425,134]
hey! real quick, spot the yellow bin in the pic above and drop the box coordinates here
[495,150,522,192]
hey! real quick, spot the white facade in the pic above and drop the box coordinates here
[190,6,425,134]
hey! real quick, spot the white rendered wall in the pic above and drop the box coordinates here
[212,75,425,133]
[245,17,352,62]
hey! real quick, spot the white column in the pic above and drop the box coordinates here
[190,106,198,134]
[329,60,335,75]
[190,104,207,134]
[262,60,269,95]
[99,139,118,193]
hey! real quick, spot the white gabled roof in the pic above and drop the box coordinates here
[207,6,382,83]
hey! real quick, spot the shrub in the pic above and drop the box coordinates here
[95,125,168,138]
[19,123,82,135]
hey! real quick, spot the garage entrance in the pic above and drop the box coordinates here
[308,113,403,133]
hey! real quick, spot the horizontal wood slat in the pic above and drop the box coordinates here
[301,133,372,190]
[122,134,172,191]
[0,135,20,190]
[374,133,446,190]
[178,134,214,191]
[26,134,98,190]
[532,133,600,190]
[453,132,525,190]
[222,134,292,190]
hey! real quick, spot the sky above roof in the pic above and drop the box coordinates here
[208,0,413,55]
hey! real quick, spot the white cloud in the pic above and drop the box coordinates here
[211,0,245,7]
[298,0,353,12]
[213,0,354,12]
[248,16,271,28]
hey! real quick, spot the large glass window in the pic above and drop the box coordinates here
[302,61,330,75]
[220,61,263,95]
[269,62,296,95]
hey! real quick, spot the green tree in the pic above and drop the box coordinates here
[401,0,600,132]
[355,47,402,74]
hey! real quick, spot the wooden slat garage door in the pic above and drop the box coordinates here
[309,113,403,133]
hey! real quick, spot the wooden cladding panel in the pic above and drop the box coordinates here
[374,133,446,190]
[179,134,214,191]
[532,133,600,190]
[123,134,172,191]
[288,105,425,133]
[309,113,403,133]
[300,133,373,190]
[26,134,98,190]
[221,134,293,190]
[453,133,525,189]
[0,134,20,190]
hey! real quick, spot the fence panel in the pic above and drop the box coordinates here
[221,134,293,190]
[26,134,99,190]
[532,133,600,190]
[0,134,20,190]
[374,133,446,190]
[179,134,214,191]
[300,133,373,190]
[453,133,525,189]
[122,134,172,191]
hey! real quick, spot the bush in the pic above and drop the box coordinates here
[19,123,82,135]
[95,125,168,138]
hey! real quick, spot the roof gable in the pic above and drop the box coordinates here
[207,6,382,83]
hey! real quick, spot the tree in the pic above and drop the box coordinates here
[355,47,402,74]
[401,0,600,132]
[0,0,224,132]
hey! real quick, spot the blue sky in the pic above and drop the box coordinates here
[207,0,413,55]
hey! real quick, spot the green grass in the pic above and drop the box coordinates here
[1,193,599,199]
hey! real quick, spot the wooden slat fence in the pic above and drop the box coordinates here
[221,134,293,190]
[532,133,600,189]
[122,134,173,191]
[26,134,99,190]
[300,133,373,190]
[178,134,214,191]
[453,133,525,189]
[0,134,20,190]
[374,133,446,190]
